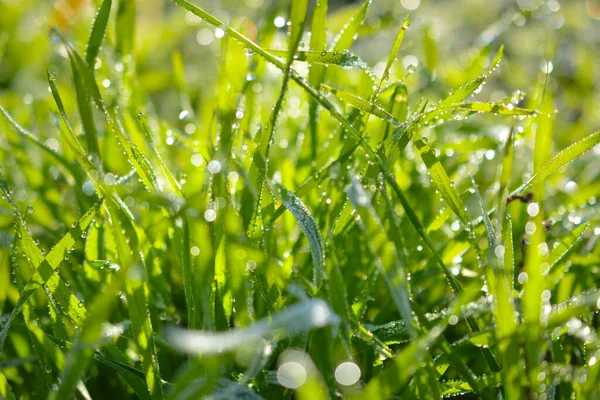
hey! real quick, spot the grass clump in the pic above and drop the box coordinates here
[1,0,600,399]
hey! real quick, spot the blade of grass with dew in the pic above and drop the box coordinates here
[124,267,165,399]
[47,71,95,174]
[269,49,370,70]
[439,46,503,106]
[67,47,101,158]
[105,200,164,399]
[414,136,470,227]
[470,176,519,395]
[278,186,325,288]
[85,0,112,69]
[321,84,400,124]
[456,102,537,116]
[496,126,515,229]
[308,0,327,159]
[173,216,199,329]
[332,0,372,51]
[379,14,409,86]
[511,130,600,196]
[547,223,590,287]
[534,72,554,174]
[521,201,548,389]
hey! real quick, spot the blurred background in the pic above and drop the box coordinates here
[1,0,599,143]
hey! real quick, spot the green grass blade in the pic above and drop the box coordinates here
[85,0,112,68]
[308,0,328,159]
[279,187,325,288]
[440,46,503,106]
[413,136,471,227]
[381,14,409,84]
[322,84,399,124]
[512,130,600,196]
[68,50,101,157]
[289,0,308,51]
[547,223,589,286]
[269,49,369,69]
[174,216,199,329]
[456,102,537,116]
[137,111,183,196]
[332,0,372,51]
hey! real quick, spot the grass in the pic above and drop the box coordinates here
[1,0,600,399]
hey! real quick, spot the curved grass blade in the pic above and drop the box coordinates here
[278,187,325,288]
[244,7,306,238]
[86,0,112,68]
[511,130,600,196]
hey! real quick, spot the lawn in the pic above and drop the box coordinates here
[1,0,600,399]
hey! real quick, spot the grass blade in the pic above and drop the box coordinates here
[322,84,399,124]
[279,187,325,288]
[512,130,600,196]
[332,0,372,51]
[85,0,112,68]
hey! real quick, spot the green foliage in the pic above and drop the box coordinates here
[1,0,599,399]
